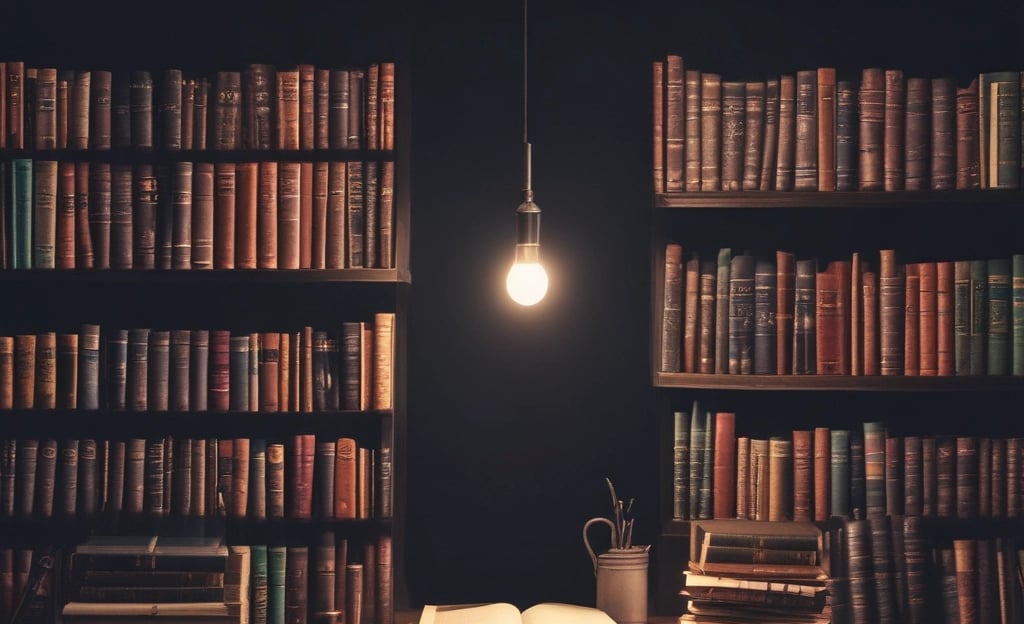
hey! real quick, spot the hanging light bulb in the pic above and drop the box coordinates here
[506,0,548,306]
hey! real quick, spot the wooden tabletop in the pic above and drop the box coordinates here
[397,608,678,624]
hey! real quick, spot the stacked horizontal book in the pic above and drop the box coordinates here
[680,519,829,624]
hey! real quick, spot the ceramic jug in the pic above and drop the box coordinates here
[583,517,649,624]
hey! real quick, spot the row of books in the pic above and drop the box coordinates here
[833,516,1023,624]
[0,316,396,412]
[672,403,1024,522]
[0,158,396,270]
[660,244,1024,376]
[0,434,389,522]
[2,532,393,624]
[652,56,1024,192]
[0,62,396,152]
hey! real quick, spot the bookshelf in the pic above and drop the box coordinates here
[650,176,1024,615]
[0,58,409,624]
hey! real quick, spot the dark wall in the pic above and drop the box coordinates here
[3,0,1022,613]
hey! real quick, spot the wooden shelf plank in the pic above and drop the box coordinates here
[0,268,412,285]
[653,372,1024,392]
[655,189,1024,209]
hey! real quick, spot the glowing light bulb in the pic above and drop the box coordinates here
[506,258,548,306]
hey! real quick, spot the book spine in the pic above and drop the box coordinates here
[863,422,887,518]
[192,163,215,269]
[728,255,754,374]
[880,250,905,375]
[720,81,745,191]
[684,70,702,191]
[988,257,1011,375]
[653,61,664,194]
[904,77,931,190]
[885,435,904,516]
[56,162,76,269]
[956,78,981,189]
[830,429,850,518]
[278,162,301,269]
[816,67,836,191]
[712,412,735,519]
[884,69,906,191]
[35,332,57,409]
[257,161,278,269]
[33,160,57,269]
[300,162,313,269]
[775,74,796,191]
[214,162,236,269]
[741,81,765,191]
[664,56,683,192]
[813,427,830,522]
[698,261,716,374]
[793,69,817,191]
[759,79,779,190]
[836,80,857,191]
[56,333,78,408]
[793,259,817,374]
[970,259,988,375]
[285,546,309,624]
[699,73,721,191]
[129,70,153,148]
[683,255,698,373]
[753,258,777,374]
[315,69,330,150]
[347,70,364,149]
[859,68,885,190]
[277,69,300,150]
[904,273,920,376]
[249,438,266,520]
[1014,254,1024,375]
[767,436,792,521]
[791,429,812,522]
[0,338,13,410]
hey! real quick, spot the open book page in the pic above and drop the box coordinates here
[419,603,523,624]
[521,603,616,624]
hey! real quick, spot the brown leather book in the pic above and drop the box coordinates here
[683,69,702,191]
[933,76,954,187]
[698,261,716,374]
[171,162,193,270]
[88,162,111,269]
[74,161,93,268]
[315,68,330,150]
[34,332,57,409]
[190,437,206,517]
[850,252,862,375]
[918,262,938,376]
[267,442,285,519]
[300,162,313,269]
[767,437,793,522]
[1007,438,1020,518]
[259,332,280,412]
[885,435,904,515]
[775,74,796,191]
[285,546,309,624]
[357,446,374,518]
[373,313,395,411]
[314,441,336,519]
[235,162,259,269]
[664,56,684,192]
[884,69,906,191]
[189,330,209,411]
[290,330,300,411]
[58,439,79,517]
[816,261,850,375]
[169,329,191,411]
[69,70,90,149]
[813,427,830,521]
[231,437,250,518]
[90,70,111,150]
[6,62,24,149]
[33,160,58,269]
[0,64,7,147]
[347,69,364,149]
[35,439,58,518]
[288,433,315,519]
[299,64,316,150]
[776,253,796,375]
[158,69,183,150]
[978,437,991,519]
[193,77,209,150]
[329,69,349,149]
[334,437,357,519]
[652,61,665,193]
[56,333,78,408]
[109,163,133,269]
[124,438,145,515]
[365,63,380,152]
[127,328,150,412]
[956,78,981,189]
[56,161,76,269]
[34,68,57,149]
[904,270,921,376]
[956,436,979,519]
[192,162,214,269]
[904,77,931,190]
[241,64,273,150]
[171,437,192,516]
[364,161,379,268]
[937,436,956,517]
[278,162,301,269]
[208,329,231,412]
[380,62,395,151]
[863,270,879,375]
[214,71,241,150]
[327,160,348,268]
[78,438,98,518]
[936,261,955,375]
[720,81,745,191]
[791,429,813,522]
[816,68,836,191]
[742,81,765,191]
[181,78,195,150]
[759,79,780,190]
[700,73,721,191]
[682,254,699,373]
[14,334,36,408]
[14,439,38,517]
[879,250,905,375]
[735,436,749,519]
[712,412,736,519]
[129,70,153,149]
[276,68,300,150]
[858,68,885,191]
[312,162,330,269]
[0,337,13,410]
[345,161,364,267]
[257,161,278,269]
[990,438,1006,518]
[213,163,236,268]
[794,70,818,191]
[132,163,157,269]
[302,326,314,413]
[379,160,395,269]
[56,76,68,149]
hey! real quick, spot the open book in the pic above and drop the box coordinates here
[418,603,616,624]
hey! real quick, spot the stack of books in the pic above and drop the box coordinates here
[61,535,249,624]
[680,519,830,623]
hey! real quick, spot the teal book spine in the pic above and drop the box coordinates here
[267,546,286,624]
[672,408,690,521]
[970,259,988,375]
[987,257,1011,375]
[12,158,32,269]
[830,429,850,518]
[687,400,703,520]
[251,545,269,624]
[1013,254,1024,375]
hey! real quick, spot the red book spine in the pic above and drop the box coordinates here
[257,161,278,269]
[277,162,301,270]
[918,262,938,376]
[235,162,258,269]
[74,162,93,268]
[712,412,736,519]
[814,427,830,521]
[288,434,315,519]
[936,261,955,375]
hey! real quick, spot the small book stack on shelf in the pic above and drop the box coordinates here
[61,535,249,624]
[680,519,830,624]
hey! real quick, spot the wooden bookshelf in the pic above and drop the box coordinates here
[656,189,1024,209]
[654,372,1024,392]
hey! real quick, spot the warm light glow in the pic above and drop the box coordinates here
[506,260,549,306]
